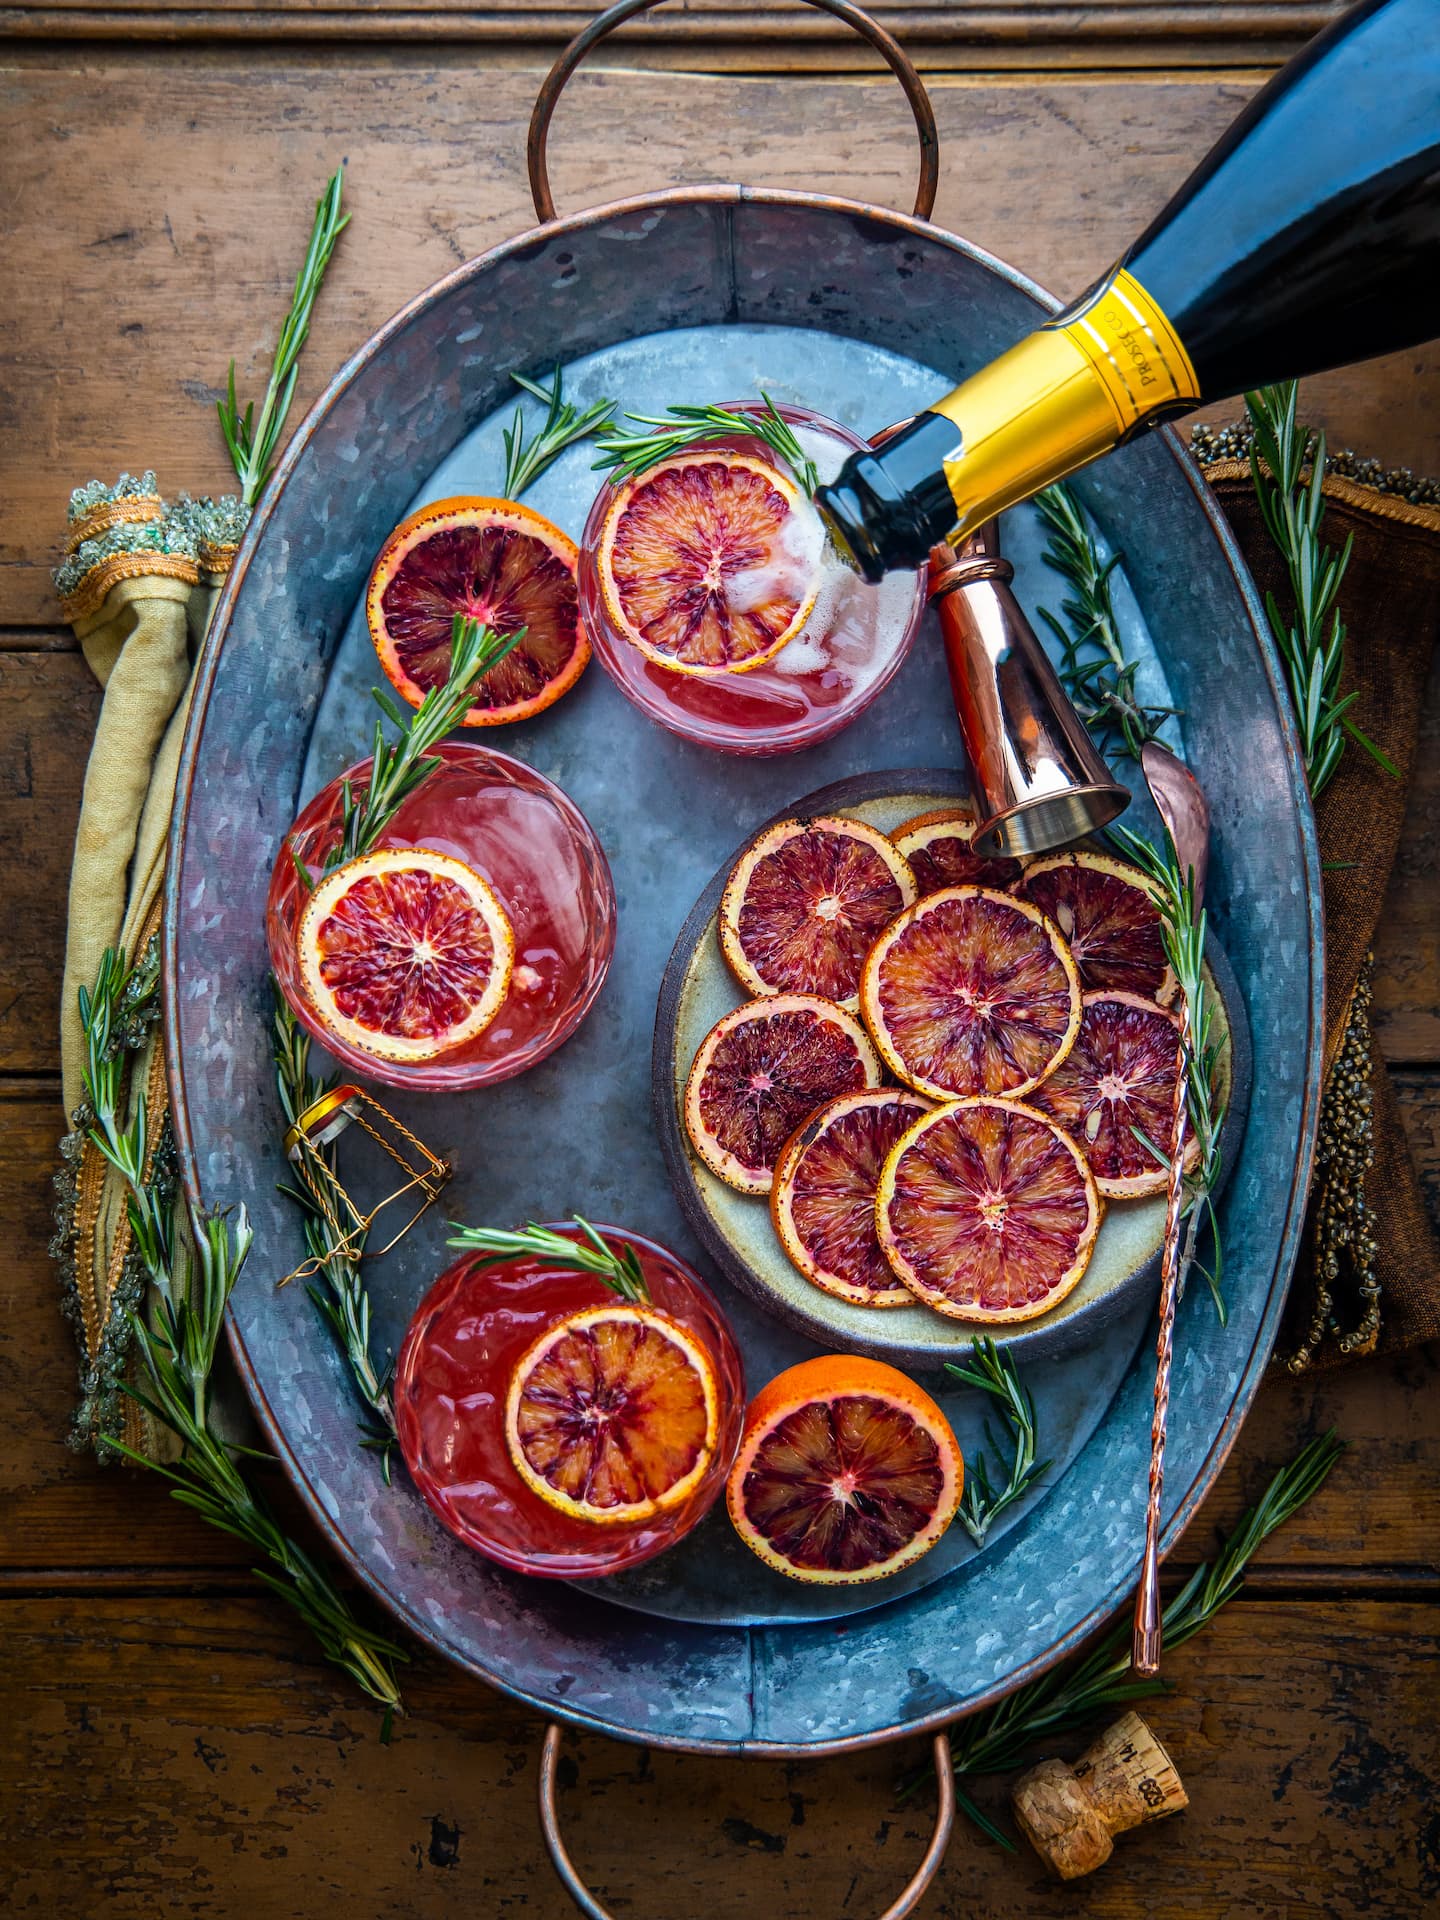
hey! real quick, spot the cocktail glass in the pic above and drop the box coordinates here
[578,403,925,755]
[267,740,615,1092]
[395,1227,745,1579]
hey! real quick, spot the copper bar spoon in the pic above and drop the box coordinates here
[1133,738,1211,1676]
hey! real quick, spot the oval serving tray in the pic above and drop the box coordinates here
[655,768,1250,1371]
[166,189,1323,1756]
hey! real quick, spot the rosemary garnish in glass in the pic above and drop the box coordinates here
[502,367,616,498]
[594,394,821,495]
[80,945,407,1714]
[1244,381,1396,797]
[901,1429,1344,1846]
[1113,824,1229,1323]
[1035,481,1177,762]
[217,166,350,509]
[447,1217,651,1305]
[285,614,522,893]
[947,1336,1049,1546]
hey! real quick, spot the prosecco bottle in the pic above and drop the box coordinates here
[816,0,1440,580]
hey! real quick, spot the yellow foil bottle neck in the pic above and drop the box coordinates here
[930,268,1201,541]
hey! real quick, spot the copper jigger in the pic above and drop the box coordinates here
[928,526,1130,858]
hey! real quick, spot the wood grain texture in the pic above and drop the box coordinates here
[3,1593,1436,1917]
[0,0,1348,67]
[4,55,1440,628]
[6,1065,1438,1578]
[0,652,100,1076]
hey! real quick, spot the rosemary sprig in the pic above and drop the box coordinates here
[502,368,616,498]
[1035,482,1177,762]
[272,995,396,1471]
[447,1218,650,1304]
[947,1337,1049,1546]
[1245,383,1397,797]
[80,946,406,1714]
[902,1429,1344,1844]
[1112,824,1228,1323]
[312,614,522,878]
[594,394,820,495]
[218,167,349,508]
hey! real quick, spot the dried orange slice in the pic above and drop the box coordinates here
[504,1304,718,1525]
[684,994,883,1195]
[298,847,513,1062]
[1027,991,1198,1198]
[366,496,587,726]
[771,1090,932,1308]
[876,1097,1101,1323]
[719,815,917,1009]
[597,451,820,676]
[860,886,1081,1101]
[1015,851,1177,1003]
[892,806,1025,895]
[727,1354,962,1583]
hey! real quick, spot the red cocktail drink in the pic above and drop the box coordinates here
[267,741,615,1090]
[395,1229,745,1578]
[579,405,925,755]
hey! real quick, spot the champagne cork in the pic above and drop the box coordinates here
[1011,1712,1188,1880]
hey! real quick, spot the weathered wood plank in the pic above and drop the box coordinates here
[4,55,1439,628]
[5,1072,1438,1579]
[8,640,1436,1087]
[3,1592,1435,1916]
[0,652,100,1077]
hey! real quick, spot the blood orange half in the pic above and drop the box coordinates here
[771,1090,933,1308]
[366,496,587,726]
[597,451,820,675]
[876,1097,1101,1323]
[1015,851,1177,1003]
[1027,990,1197,1198]
[504,1304,719,1525]
[892,807,1025,895]
[719,815,917,1009]
[684,994,883,1195]
[726,1354,962,1583]
[297,847,513,1063]
[860,887,1081,1101]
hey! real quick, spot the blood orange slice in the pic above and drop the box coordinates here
[366,496,587,726]
[504,1304,718,1525]
[1027,991,1197,1198]
[771,1090,933,1308]
[860,887,1081,1101]
[720,815,917,1009]
[726,1354,962,1583]
[1015,851,1176,1003]
[892,807,1025,895]
[684,994,883,1195]
[298,847,513,1063]
[876,1097,1101,1323]
[597,451,820,675]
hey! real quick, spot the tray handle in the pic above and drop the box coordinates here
[539,1722,956,1918]
[528,0,939,225]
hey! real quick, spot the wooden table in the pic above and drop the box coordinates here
[3,6,1437,1914]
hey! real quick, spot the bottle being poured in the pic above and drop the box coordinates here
[816,0,1440,580]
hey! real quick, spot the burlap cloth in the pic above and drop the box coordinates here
[50,445,1439,1463]
[1195,439,1440,1362]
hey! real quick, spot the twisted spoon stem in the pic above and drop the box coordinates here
[1133,999,1194,1676]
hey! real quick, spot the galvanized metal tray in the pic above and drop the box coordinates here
[164,24,1322,1769]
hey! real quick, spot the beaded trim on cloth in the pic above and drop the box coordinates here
[1279,959,1381,1371]
[1191,421,1440,528]
[53,478,250,618]
[50,919,175,1456]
